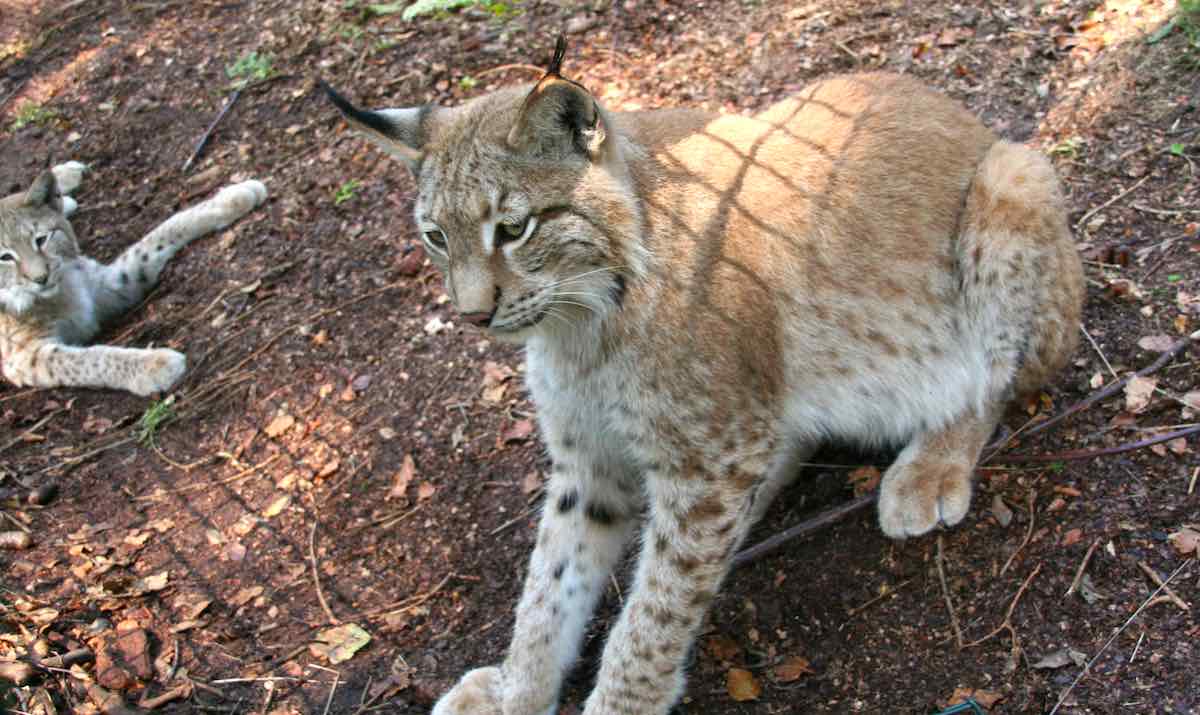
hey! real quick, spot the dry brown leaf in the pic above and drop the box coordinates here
[229,586,264,607]
[501,419,535,444]
[263,495,290,518]
[310,623,371,665]
[726,668,761,702]
[705,634,741,662]
[1062,528,1083,547]
[1124,376,1157,413]
[773,655,815,683]
[1168,527,1200,556]
[522,471,542,494]
[1181,391,1200,419]
[847,466,881,497]
[264,413,295,438]
[390,454,416,500]
[416,482,437,501]
[943,686,1004,709]
[990,494,1013,527]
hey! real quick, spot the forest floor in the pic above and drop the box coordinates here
[1,0,1198,713]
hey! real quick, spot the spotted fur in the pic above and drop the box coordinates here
[327,66,1083,714]
[0,163,267,396]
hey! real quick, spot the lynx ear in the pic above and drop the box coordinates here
[24,170,62,211]
[321,81,426,170]
[507,37,607,159]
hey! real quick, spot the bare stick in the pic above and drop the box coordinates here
[964,562,1042,649]
[998,424,1200,463]
[983,335,1194,458]
[0,406,67,455]
[139,682,192,709]
[1000,488,1036,577]
[1131,203,1200,216]
[37,647,94,669]
[1080,324,1119,381]
[1049,560,1192,715]
[845,578,913,619]
[936,535,964,649]
[1074,175,1150,231]
[182,90,241,173]
[363,572,454,620]
[309,521,338,625]
[732,494,876,568]
[1066,539,1101,598]
[1136,561,1190,611]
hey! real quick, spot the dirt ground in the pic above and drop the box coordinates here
[1,0,1198,713]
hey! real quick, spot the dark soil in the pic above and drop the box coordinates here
[2,1,1198,713]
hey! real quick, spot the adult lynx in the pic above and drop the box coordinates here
[0,163,266,396]
[326,40,1083,715]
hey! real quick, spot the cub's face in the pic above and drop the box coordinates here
[326,77,639,343]
[0,175,80,315]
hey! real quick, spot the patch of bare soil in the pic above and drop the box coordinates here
[1,0,1197,713]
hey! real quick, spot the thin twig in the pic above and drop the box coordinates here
[1066,539,1101,597]
[845,578,913,619]
[1074,175,1150,231]
[1080,325,1119,381]
[733,494,876,568]
[963,562,1042,649]
[1136,561,1190,611]
[1000,488,1037,577]
[1049,560,1192,715]
[0,407,66,455]
[309,521,339,625]
[361,573,454,620]
[936,535,964,649]
[982,335,1195,459]
[998,424,1200,463]
[1130,203,1200,216]
[183,90,242,172]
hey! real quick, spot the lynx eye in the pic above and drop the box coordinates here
[422,228,448,253]
[497,217,532,246]
[0,252,15,263]
[34,233,50,250]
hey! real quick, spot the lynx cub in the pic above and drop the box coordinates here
[326,40,1083,715]
[0,163,267,396]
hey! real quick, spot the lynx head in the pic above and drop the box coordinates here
[324,39,643,343]
[0,170,80,315]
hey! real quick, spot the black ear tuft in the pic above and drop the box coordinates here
[547,36,567,78]
[320,80,403,142]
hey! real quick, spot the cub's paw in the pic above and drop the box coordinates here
[432,667,503,715]
[878,461,973,539]
[129,349,187,397]
[50,161,89,195]
[214,180,268,221]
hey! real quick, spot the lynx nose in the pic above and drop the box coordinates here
[460,310,494,328]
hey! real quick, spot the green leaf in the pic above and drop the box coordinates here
[311,624,372,664]
[1170,142,1186,156]
[367,2,406,14]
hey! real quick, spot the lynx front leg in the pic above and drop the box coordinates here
[877,406,1001,538]
[3,340,185,397]
[434,460,640,715]
[95,180,267,324]
[583,460,762,715]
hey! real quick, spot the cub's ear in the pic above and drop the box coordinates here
[507,37,607,160]
[321,80,426,171]
[23,170,62,212]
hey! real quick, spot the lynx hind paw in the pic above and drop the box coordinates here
[129,349,187,397]
[432,667,504,715]
[214,180,268,218]
[50,161,89,194]
[877,461,973,539]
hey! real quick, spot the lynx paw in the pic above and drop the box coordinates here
[129,350,187,397]
[877,461,973,539]
[50,161,88,195]
[432,667,557,715]
[433,667,503,715]
[214,180,268,220]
